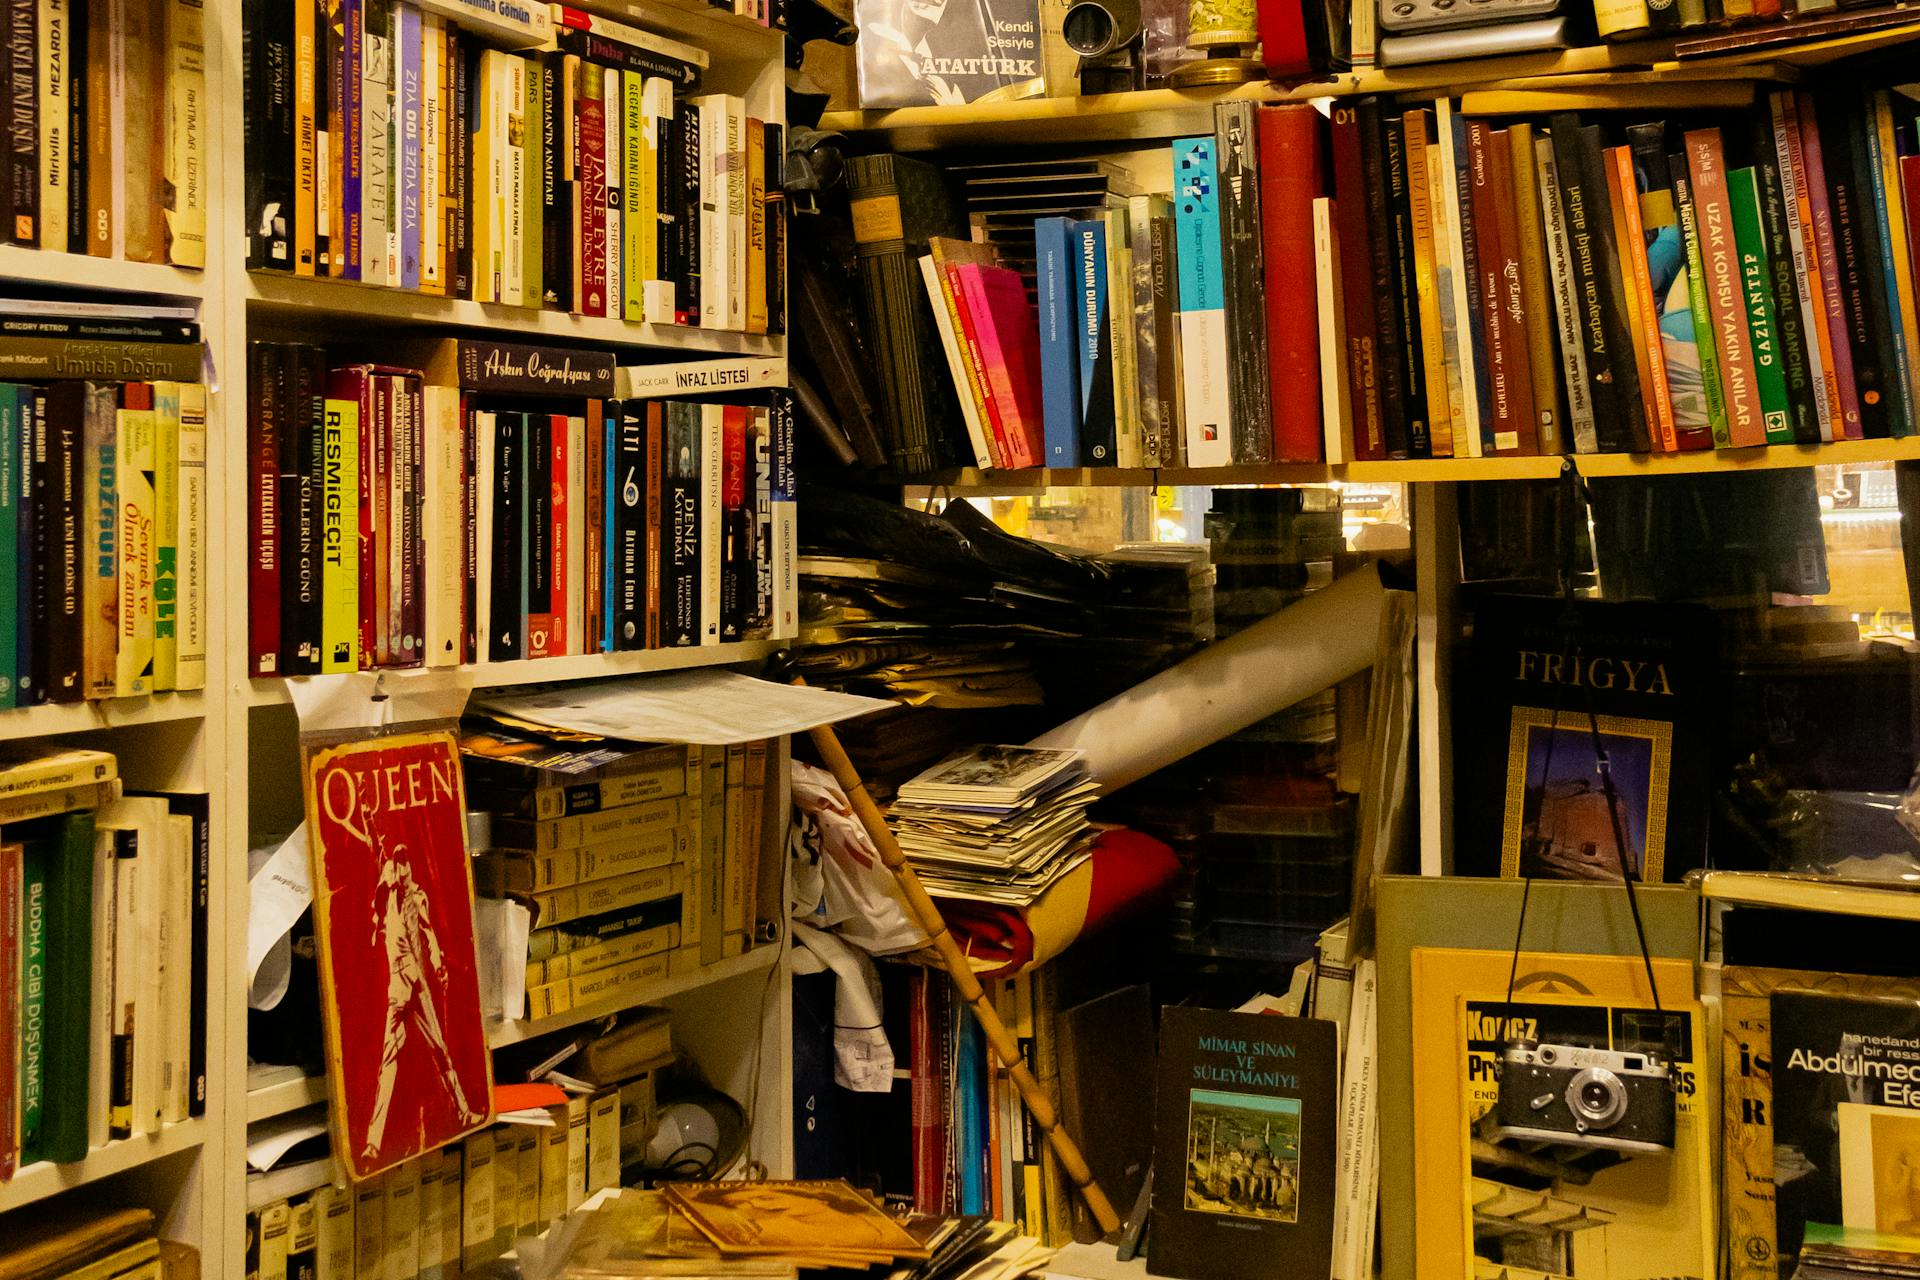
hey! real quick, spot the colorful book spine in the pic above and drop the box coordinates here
[1726,167,1796,446]
[395,1,421,291]
[1071,218,1115,466]
[1670,154,1731,452]
[1034,216,1081,467]
[1607,144,1673,452]
[1260,103,1325,462]
[321,393,361,671]
[1173,136,1230,468]
[1800,89,1864,439]
[1772,91,1839,442]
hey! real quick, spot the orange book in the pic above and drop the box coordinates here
[1609,146,1678,451]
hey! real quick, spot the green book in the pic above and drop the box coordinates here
[0,385,17,709]
[18,835,47,1163]
[1670,153,1732,449]
[38,810,96,1162]
[1727,166,1797,445]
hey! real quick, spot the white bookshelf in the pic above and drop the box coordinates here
[0,0,792,1269]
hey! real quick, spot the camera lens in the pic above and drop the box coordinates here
[1565,1067,1628,1130]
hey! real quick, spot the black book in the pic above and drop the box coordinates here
[677,101,701,326]
[1383,111,1429,459]
[540,54,568,311]
[463,393,478,662]
[43,383,85,703]
[449,34,472,299]
[246,0,295,269]
[1357,97,1410,460]
[1457,593,1713,881]
[765,123,786,335]
[1549,117,1633,453]
[611,403,646,650]
[662,402,698,647]
[525,411,552,654]
[18,386,44,705]
[281,346,323,674]
[1746,116,1822,444]
[5,0,39,246]
[1214,101,1271,464]
[551,28,698,88]
[1815,90,1906,440]
[1148,1007,1338,1280]
[489,412,524,661]
[1577,123,1651,453]
[1077,218,1117,467]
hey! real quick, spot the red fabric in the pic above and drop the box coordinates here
[940,828,1181,979]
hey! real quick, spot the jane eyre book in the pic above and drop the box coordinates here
[1148,1007,1336,1280]
[1459,594,1713,883]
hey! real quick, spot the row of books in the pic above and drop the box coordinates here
[460,720,774,1020]
[1,0,205,265]
[0,309,208,704]
[243,0,785,333]
[0,746,208,1183]
[1,1207,181,1280]
[245,340,796,678]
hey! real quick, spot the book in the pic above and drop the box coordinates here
[1686,129,1766,448]
[1148,1006,1338,1279]
[1174,136,1230,469]
[1034,216,1080,467]
[852,0,1040,108]
[1215,101,1271,464]
[1258,104,1325,463]
[1727,166,1798,446]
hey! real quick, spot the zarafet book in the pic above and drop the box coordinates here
[1148,1006,1337,1280]
[1458,594,1713,883]
[1770,989,1920,1274]
[853,0,1041,109]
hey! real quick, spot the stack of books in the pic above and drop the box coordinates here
[0,746,209,1181]
[889,746,1096,906]
[243,1,784,333]
[0,0,205,265]
[245,339,796,677]
[0,1207,177,1280]
[0,303,209,704]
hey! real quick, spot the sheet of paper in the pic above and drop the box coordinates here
[248,826,312,1011]
[288,669,474,734]
[470,670,889,745]
[246,1114,331,1171]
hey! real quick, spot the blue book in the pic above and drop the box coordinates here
[396,3,422,291]
[1034,217,1082,466]
[1173,136,1230,467]
[955,1013,986,1216]
[0,386,16,708]
[1071,219,1116,465]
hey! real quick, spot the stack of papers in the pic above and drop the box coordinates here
[889,746,1098,906]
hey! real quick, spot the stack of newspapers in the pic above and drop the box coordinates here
[889,746,1098,906]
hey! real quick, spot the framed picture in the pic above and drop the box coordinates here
[1499,707,1673,882]
[305,729,494,1181]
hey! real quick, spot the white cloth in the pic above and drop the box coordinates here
[791,920,894,1093]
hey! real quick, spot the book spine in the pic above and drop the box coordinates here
[1727,167,1796,446]
[1750,116,1821,444]
[149,385,179,692]
[395,2,420,289]
[1466,123,1516,456]
[1686,129,1765,448]
[697,404,721,643]
[106,827,134,1138]
[359,0,390,286]
[1102,208,1138,469]
[416,15,440,291]
[340,0,362,277]
[643,400,662,646]
[1424,136,1463,456]
[1868,90,1918,435]
[83,0,110,256]
[1072,219,1116,465]
[249,346,282,676]
[576,63,605,315]
[1606,144,1672,451]
[1214,101,1268,463]
[1669,155,1730,452]
[1549,121,1627,452]
[1506,125,1562,455]
[1801,89,1864,439]
[1148,214,1183,468]
[173,385,205,690]
[1034,218,1080,467]
[421,386,460,665]
[320,382,360,671]
[1447,105,1491,458]
[36,0,66,251]
[44,385,84,701]
[1173,135,1230,468]
[1774,91,1839,442]
[1401,111,1450,459]
[1359,100,1409,459]
[1382,111,1429,457]
[663,403,697,647]
[280,351,320,673]
[0,392,16,708]
[446,27,466,296]
[486,412,521,660]
[293,0,317,271]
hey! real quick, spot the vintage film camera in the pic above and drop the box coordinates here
[1494,1039,1678,1153]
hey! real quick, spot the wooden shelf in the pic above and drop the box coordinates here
[245,273,784,357]
[0,246,207,300]
[893,437,1920,490]
[244,639,780,707]
[245,1074,328,1125]
[0,1121,205,1214]
[571,0,781,58]
[0,692,206,742]
[487,946,779,1047]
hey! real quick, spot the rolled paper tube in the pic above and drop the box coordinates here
[1029,562,1390,792]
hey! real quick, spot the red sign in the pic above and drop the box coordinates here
[305,731,494,1181]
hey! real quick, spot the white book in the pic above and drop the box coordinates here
[420,0,553,48]
[615,357,785,400]
[537,1106,570,1227]
[107,0,126,259]
[356,1175,389,1280]
[602,66,622,321]
[39,0,69,252]
[103,796,172,1137]
[87,825,115,1151]
[586,1091,619,1193]
[314,1184,357,1280]
[1434,99,1483,458]
[478,49,507,303]
[1313,198,1353,465]
[919,255,993,469]
[107,819,141,1138]
[724,96,746,331]
[566,415,586,655]
[1329,959,1380,1280]
[1534,134,1598,455]
[416,1157,445,1280]
[384,1159,423,1280]
[690,97,725,330]
[698,404,722,645]
[504,55,526,308]
[422,386,463,667]
[473,411,496,662]
[515,1130,541,1235]
[174,385,207,690]
[161,812,192,1124]
[421,15,445,293]
[362,6,393,287]
[387,2,409,286]
[317,124,331,258]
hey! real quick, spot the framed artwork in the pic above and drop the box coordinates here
[305,729,494,1181]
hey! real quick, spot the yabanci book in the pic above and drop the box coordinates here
[854,0,1042,108]
[1148,1006,1336,1280]
[1459,594,1713,883]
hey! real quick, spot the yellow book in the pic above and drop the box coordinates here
[1403,110,1452,459]
[746,120,767,335]
[52,1239,160,1280]
[149,384,180,692]
[114,405,156,697]
[1875,91,1920,421]
[538,1104,571,1228]
[1506,123,1565,456]
[470,50,503,304]
[526,948,670,1020]
[259,1203,291,1280]
[458,1131,495,1270]
[1410,947,1711,1280]
[163,0,206,267]
[621,71,645,323]
[320,397,360,672]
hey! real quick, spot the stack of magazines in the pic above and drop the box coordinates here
[889,746,1098,906]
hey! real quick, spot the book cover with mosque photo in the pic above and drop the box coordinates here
[305,730,494,1181]
[1459,595,1713,884]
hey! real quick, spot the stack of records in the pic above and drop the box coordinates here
[889,746,1098,905]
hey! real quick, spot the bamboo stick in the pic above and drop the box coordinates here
[798,702,1124,1237]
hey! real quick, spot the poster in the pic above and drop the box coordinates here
[305,730,494,1181]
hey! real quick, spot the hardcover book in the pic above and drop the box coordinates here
[1147,1006,1337,1280]
[1173,136,1230,469]
[852,0,1041,109]
[1459,594,1712,882]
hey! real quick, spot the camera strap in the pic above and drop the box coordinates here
[1502,461,1664,1019]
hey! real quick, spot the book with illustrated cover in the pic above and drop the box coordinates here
[1458,594,1712,883]
[852,0,1041,109]
[1148,1005,1337,1279]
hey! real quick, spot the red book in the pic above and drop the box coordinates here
[909,969,947,1216]
[248,344,283,676]
[1257,0,1312,79]
[1795,90,1862,439]
[1467,122,1522,455]
[1329,103,1383,460]
[944,262,1014,466]
[955,262,1044,467]
[1685,128,1766,448]
[579,77,608,319]
[1257,103,1325,462]
[1903,156,1920,338]
[1486,129,1539,455]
